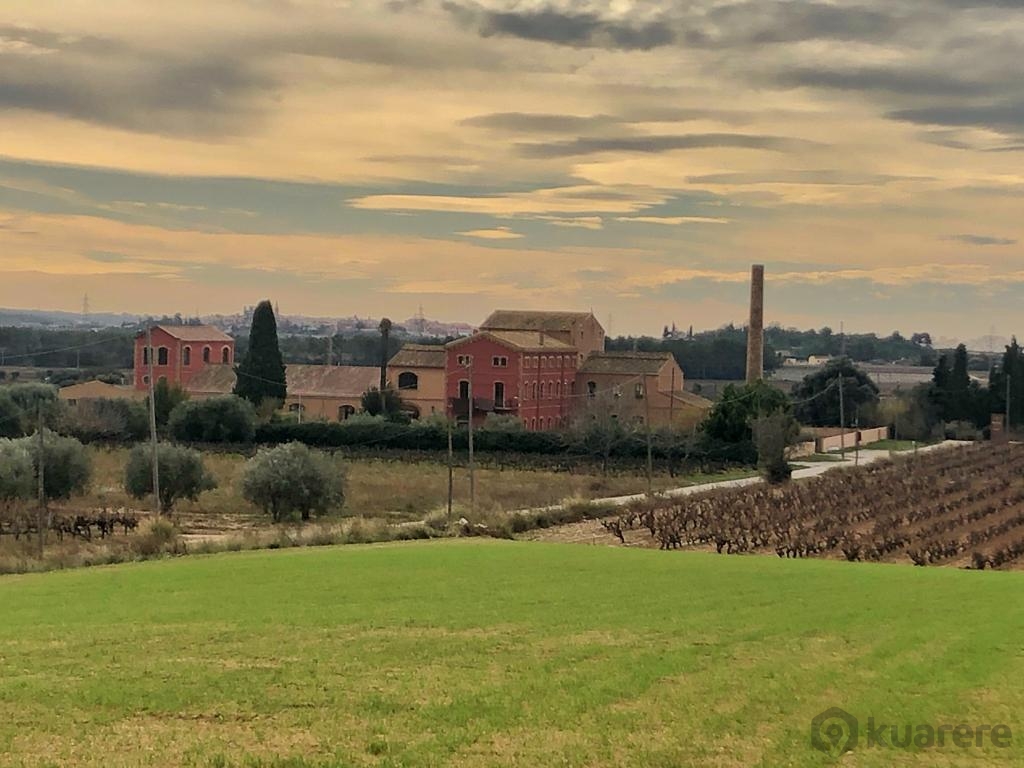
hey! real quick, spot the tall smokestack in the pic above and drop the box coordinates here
[746,264,765,384]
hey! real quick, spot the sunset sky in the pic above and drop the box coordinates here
[1,0,1022,339]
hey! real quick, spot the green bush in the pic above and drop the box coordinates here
[0,439,35,500]
[168,395,257,443]
[14,431,91,501]
[62,398,149,442]
[0,390,24,438]
[241,442,344,522]
[124,443,216,513]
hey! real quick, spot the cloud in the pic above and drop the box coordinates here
[616,216,730,225]
[537,216,604,230]
[449,5,675,50]
[348,185,668,215]
[516,133,817,158]
[687,171,931,187]
[943,233,1018,246]
[770,67,988,97]
[460,112,617,133]
[0,25,274,137]
[456,226,522,239]
[889,100,1024,133]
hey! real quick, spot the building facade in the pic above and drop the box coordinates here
[133,325,235,391]
[576,352,710,429]
[387,344,447,418]
[445,330,578,429]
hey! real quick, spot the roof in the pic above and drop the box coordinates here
[153,324,234,342]
[579,351,674,376]
[389,343,446,369]
[480,310,599,333]
[58,380,144,401]
[447,330,574,352]
[186,364,379,399]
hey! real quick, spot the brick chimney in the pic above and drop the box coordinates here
[746,264,765,384]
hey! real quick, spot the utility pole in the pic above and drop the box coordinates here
[1007,371,1012,433]
[327,335,333,367]
[446,416,454,523]
[146,326,161,515]
[466,361,475,515]
[644,375,653,495]
[36,402,45,558]
[838,372,846,455]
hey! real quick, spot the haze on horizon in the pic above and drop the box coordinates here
[0,0,1021,340]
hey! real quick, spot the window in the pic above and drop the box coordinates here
[203,346,211,364]
[531,418,537,430]
[635,382,646,399]
[183,346,192,367]
[531,381,538,400]
[142,375,150,385]
[555,381,561,396]
[492,356,508,368]
[289,402,305,413]
[221,347,231,364]
[142,346,149,365]
[339,405,356,421]
[398,371,419,390]
[157,347,168,366]
[457,354,473,367]
[587,381,597,398]
[494,381,505,408]
[458,380,470,399]
[570,381,576,395]
[158,376,167,385]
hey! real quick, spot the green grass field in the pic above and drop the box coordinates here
[1,542,1021,767]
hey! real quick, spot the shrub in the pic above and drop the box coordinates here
[153,379,189,427]
[0,390,24,438]
[0,439,35,500]
[752,413,798,484]
[168,395,257,443]
[241,442,344,522]
[62,398,149,442]
[124,443,217,513]
[14,431,91,500]
[132,518,184,557]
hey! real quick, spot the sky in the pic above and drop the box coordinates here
[0,0,1022,340]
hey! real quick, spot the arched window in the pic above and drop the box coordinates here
[339,404,356,421]
[203,346,211,364]
[555,381,561,396]
[532,381,538,400]
[183,346,192,367]
[221,347,230,364]
[587,381,597,398]
[398,371,419,390]
[157,347,169,366]
[142,346,149,365]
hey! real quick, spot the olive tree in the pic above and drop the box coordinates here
[240,442,344,522]
[168,395,257,443]
[125,443,216,513]
[0,439,35,501]
[14,431,91,501]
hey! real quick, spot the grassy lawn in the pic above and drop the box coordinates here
[0,542,1021,767]
[860,439,931,452]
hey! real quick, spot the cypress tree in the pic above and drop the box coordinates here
[234,300,287,407]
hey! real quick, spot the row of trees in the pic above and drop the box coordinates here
[0,433,344,525]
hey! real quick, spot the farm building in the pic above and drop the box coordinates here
[577,352,711,429]
[186,364,379,421]
[133,325,235,391]
[387,344,446,418]
[446,330,578,430]
[58,380,144,405]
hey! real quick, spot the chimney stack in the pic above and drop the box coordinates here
[745,264,765,384]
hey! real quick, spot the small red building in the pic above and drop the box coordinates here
[446,330,579,430]
[134,325,235,391]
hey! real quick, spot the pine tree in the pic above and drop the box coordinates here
[234,300,287,407]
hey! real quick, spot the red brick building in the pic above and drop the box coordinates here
[446,330,578,429]
[134,325,235,390]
